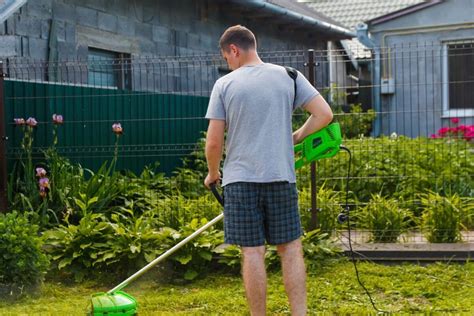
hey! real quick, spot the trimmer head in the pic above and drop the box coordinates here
[89,291,137,316]
[294,122,342,169]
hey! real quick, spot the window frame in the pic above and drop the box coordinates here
[87,47,131,90]
[442,40,474,118]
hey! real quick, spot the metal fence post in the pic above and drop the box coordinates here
[305,49,318,230]
[0,61,8,212]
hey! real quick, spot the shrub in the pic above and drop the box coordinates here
[42,211,175,282]
[0,211,49,298]
[357,194,413,242]
[42,209,224,282]
[420,192,471,243]
[333,104,376,138]
[297,136,474,205]
[298,184,345,234]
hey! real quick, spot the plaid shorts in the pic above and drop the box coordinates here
[223,181,303,247]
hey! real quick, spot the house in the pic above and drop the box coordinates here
[366,0,474,137]
[0,0,353,90]
[298,0,424,112]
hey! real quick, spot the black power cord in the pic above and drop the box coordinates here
[337,145,388,314]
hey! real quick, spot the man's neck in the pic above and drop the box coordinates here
[240,52,263,67]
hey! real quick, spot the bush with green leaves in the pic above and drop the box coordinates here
[43,211,176,282]
[356,194,413,242]
[0,211,49,297]
[297,137,473,206]
[298,184,345,234]
[420,192,473,243]
[42,201,224,282]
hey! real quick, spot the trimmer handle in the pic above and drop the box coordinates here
[210,183,224,206]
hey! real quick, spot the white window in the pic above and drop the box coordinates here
[442,41,474,117]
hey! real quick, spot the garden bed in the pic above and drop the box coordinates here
[336,230,474,263]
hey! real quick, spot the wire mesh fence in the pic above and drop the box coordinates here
[1,42,473,244]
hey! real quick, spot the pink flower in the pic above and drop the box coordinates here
[450,118,460,124]
[112,122,123,135]
[26,117,38,127]
[458,125,468,132]
[430,134,441,139]
[437,127,450,135]
[464,131,474,141]
[52,114,64,125]
[36,167,47,178]
[38,177,49,189]
[14,118,25,126]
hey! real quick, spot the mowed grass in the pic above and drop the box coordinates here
[1,260,473,315]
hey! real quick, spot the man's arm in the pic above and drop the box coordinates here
[204,119,226,188]
[293,94,333,144]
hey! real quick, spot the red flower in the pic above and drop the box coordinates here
[437,127,450,135]
[450,118,460,124]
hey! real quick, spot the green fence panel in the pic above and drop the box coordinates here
[5,80,209,175]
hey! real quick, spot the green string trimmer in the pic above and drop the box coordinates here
[88,123,343,315]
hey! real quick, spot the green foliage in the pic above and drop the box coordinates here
[333,104,376,138]
[297,137,474,205]
[298,184,345,234]
[0,211,49,297]
[357,194,413,242]
[302,230,342,270]
[170,218,224,280]
[42,211,175,282]
[42,208,224,282]
[420,192,472,243]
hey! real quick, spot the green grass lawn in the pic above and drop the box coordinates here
[1,260,473,315]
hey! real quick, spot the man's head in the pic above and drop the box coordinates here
[219,25,258,70]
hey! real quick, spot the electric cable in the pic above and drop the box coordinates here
[338,145,388,314]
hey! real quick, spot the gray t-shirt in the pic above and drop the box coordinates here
[205,63,319,186]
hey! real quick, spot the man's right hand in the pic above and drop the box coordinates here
[204,171,221,189]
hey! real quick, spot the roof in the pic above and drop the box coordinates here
[0,0,27,24]
[298,0,426,58]
[368,0,443,26]
[298,0,425,30]
[268,0,345,28]
[223,0,356,40]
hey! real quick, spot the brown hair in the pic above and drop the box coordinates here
[219,25,256,51]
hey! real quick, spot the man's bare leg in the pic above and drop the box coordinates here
[242,246,267,316]
[277,239,307,316]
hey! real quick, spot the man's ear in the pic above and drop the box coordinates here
[229,44,239,56]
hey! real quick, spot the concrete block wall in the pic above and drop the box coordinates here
[0,0,327,93]
[1,0,323,59]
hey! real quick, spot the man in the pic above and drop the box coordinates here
[204,25,333,316]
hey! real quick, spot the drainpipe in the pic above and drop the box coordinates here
[356,23,381,136]
[231,0,356,39]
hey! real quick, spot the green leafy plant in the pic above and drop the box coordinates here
[334,104,376,138]
[298,184,344,234]
[420,192,471,243]
[42,211,176,282]
[0,211,49,298]
[171,218,224,280]
[357,194,413,242]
